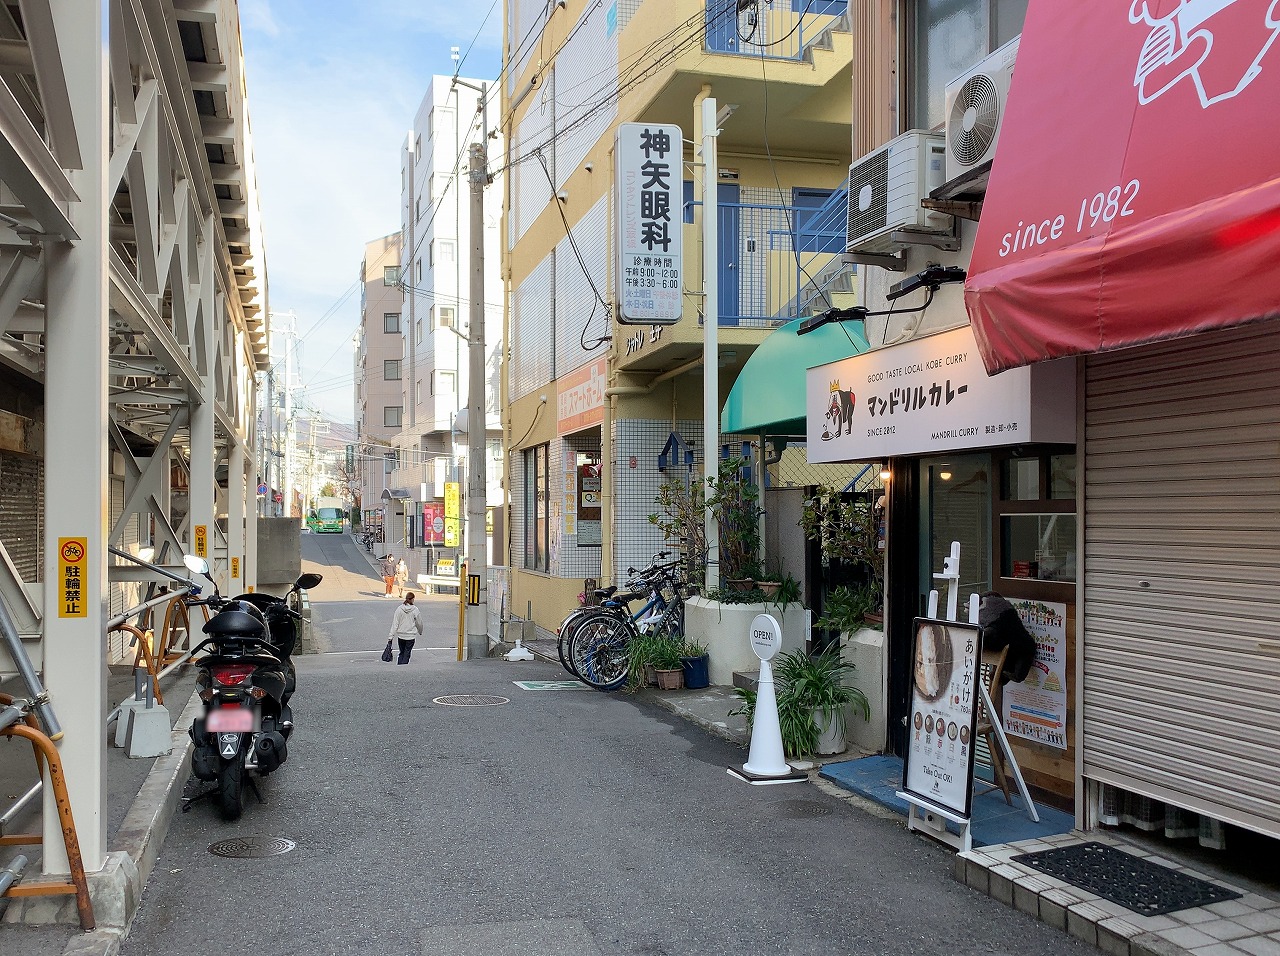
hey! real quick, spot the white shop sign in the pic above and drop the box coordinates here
[806,325,1074,462]
[615,123,683,325]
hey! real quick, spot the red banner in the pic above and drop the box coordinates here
[967,0,1280,373]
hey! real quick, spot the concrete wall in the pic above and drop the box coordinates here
[256,518,301,590]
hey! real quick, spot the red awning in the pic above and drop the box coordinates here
[966,0,1280,374]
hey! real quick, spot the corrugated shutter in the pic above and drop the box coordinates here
[1082,322,1280,836]
[0,452,43,582]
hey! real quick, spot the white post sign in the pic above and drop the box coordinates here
[1001,599,1068,750]
[615,123,683,325]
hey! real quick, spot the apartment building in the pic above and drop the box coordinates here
[354,233,405,527]
[502,0,855,638]
[389,76,504,577]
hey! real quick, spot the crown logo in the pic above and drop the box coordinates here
[829,379,841,393]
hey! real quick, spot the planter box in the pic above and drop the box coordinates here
[684,597,808,687]
[841,625,886,754]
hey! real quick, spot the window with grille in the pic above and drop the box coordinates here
[384,359,401,380]
[523,444,549,571]
[384,312,400,333]
[384,406,402,427]
[383,266,399,286]
[438,306,455,329]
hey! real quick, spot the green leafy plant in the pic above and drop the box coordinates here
[771,573,802,608]
[648,635,686,671]
[680,638,708,659]
[728,647,869,759]
[649,475,707,589]
[816,582,881,633]
[707,456,762,583]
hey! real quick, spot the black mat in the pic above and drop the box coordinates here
[1012,841,1242,916]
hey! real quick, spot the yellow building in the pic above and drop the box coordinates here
[501,0,855,637]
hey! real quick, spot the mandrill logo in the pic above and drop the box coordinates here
[822,380,856,441]
[1130,0,1280,108]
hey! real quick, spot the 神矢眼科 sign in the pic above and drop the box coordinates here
[615,123,683,325]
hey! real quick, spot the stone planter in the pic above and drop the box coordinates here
[655,668,684,690]
[841,626,887,754]
[684,597,809,687]
[815,708,847,756]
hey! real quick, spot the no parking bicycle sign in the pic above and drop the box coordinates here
[58,537,87,618]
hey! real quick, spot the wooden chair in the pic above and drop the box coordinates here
[974,645,1013,806]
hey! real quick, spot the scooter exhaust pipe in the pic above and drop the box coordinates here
[254,731,287,774]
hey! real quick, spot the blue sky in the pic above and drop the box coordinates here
[240,0,502,423]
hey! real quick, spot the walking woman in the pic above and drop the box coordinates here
[389,592,423,664]
[381,553,396,597]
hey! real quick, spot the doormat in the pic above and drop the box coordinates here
[512,680,590,691]
[1011,841,1242,916]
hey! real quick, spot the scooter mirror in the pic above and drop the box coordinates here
[295,572,323,590]
[183,554,210,577]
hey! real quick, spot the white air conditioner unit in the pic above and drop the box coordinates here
[944,36,1019,183]
[846,130,950,255]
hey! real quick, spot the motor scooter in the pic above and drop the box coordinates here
[182,555,321,820]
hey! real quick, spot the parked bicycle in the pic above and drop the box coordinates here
[562,557,689,691]
[555,552,675,675]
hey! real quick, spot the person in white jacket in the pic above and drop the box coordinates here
[389,592,423,664]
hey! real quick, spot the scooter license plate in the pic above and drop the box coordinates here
[206,709,255,733]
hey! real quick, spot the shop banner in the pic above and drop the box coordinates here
[903,618,983,819]
[615,123,683,325]
[557,358,607,435]
[422,502,445,545]
[806,325,1073,462]
[1002,599,1068,751]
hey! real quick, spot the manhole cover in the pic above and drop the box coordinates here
[208,836,296,859]
[771,799,833,819]
[433,694,510,706]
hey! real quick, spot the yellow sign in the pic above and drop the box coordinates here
[231,556,240,579]
[58,537,87,618]
[437,558,456,576]
[467,574,481,606]
[194,524,208,558]
[444,483,460,518]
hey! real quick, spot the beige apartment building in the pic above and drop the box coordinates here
[501,0,856,640]
[354,232,405,534]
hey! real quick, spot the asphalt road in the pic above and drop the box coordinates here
[118,533,1088,956]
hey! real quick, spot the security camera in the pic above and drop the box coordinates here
[886,264,967,301]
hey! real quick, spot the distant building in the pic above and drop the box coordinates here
[354,232,404,527]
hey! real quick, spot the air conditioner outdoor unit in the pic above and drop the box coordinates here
[846,130,950,255]
[944,36,1019,183]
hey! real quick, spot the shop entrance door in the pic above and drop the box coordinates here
[888,454,992,755]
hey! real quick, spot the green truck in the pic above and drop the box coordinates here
[307,497,346,534]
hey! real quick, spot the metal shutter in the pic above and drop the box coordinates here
[0,452,43,583]
[1082,322,1280,836]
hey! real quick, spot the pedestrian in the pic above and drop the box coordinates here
[381,554,396,597]
[395,558,409,597]
[389,592,422,664]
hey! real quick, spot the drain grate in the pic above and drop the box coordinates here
[1012,841,1241,916]
[208,836,296,859]
[433,694,510,706]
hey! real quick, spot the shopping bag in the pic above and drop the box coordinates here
[381,639,394,662]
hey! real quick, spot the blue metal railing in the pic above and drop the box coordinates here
[705,0,847,62]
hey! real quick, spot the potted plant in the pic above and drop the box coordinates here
[800,486,885,622]
[649,635,686,690]
[707,456,762,587]
[625,631,662,689]
[729,646,869,759]
[680,639,710,689]
[649,474,707,590]
[816,582,881,635]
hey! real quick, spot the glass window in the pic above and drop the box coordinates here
[383,405,402,427]
[1049,454,1077,500]
[438,306,455,329]
[434,371,456,394]
[384,452,397,475]
[384,359,401,380]
[416,317,423,345]
[1002,457,1041,500]
[415,259,422,283]
[439,240,455,264]
[383,266,399,286]
[383,312,400,333]
[523,445,549,571]
[1001,513,1076,582]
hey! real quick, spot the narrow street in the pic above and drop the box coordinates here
[118,534,1086,956]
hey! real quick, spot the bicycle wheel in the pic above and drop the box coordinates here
[557,607,600,677]
[570,616,632,691]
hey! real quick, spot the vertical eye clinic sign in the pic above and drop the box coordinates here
[615,123,683,325]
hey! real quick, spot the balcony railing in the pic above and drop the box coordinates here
[704,0,847,62]
[689,185,850,327]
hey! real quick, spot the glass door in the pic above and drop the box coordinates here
[918,454,992,613]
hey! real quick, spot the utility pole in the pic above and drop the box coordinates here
[455,76,489,660]
[405,132,417,429]
[701,94,721,590]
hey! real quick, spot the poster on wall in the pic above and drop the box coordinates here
[422,502,445,545]
[1001,599,1068,750]
[902,618,983,818]
[576,463,602,547]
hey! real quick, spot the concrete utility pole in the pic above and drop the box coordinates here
[453,75,490,660]
[406,132,416,429]
[701,94,721,591]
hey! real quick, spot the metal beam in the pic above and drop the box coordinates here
[0,75,78,240]
[108,247,203,396]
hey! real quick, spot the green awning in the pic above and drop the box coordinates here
[721,317,869,437]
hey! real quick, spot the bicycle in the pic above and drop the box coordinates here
[555,553,675,678]
[568,562,689,691]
